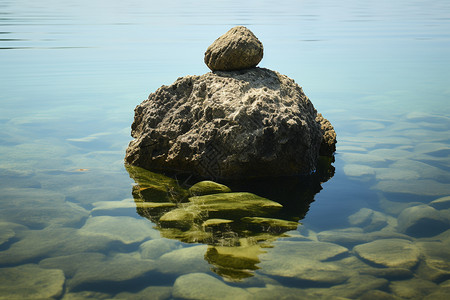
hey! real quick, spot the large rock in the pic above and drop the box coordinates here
[204,26,263,71]
[0,264,65,300]
[125,67,336,179]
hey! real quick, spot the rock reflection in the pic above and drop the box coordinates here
[126,158,334,281]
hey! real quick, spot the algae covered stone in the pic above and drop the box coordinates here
[241,217,299,233]
[204,26,263,71]
[189,180,231,196]
[188,192,283,219]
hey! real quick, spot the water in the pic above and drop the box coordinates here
[1,0,450,298]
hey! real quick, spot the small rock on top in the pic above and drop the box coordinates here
[204,26,263,71]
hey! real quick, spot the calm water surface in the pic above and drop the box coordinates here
[1,0,450,299]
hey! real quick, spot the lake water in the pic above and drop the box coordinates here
[1,0,450,299]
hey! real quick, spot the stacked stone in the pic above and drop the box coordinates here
[204,26,263,71]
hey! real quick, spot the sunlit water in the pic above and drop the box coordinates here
[1,0,450,299]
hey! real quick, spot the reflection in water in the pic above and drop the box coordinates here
[126,157,334,281]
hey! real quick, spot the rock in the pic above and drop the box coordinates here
[40,252,106,278]
[126,164,189,203]
[0,264,65,300]
[188,192,283,219]
[390,278,438,299]
[202,218,233,228]
[317,227,410,247]
[172,273,251,299]
[430,196,450,210]
[0,221,26,246]
[353,239,420,269]
[359,267,413,280]
[316,113,337,156]
[159,207,203,230]
[204,26,263,71]
[114,286,172,300]
[397,205,449,237]
[246,284,314,300]
[205,243,264,281]
[158,227,213,244]
[374,179,450,196]
[125,66,335,179]
[0,187,89,229]
[188,180,231,196]
[306,275,388,299]
[347,208,394,232]
[359,290,403,300]
[91,198,136,216]
[416,237,450,282]
[78,216,159,244]
[258,241,351,284]
[139,238,182,260]
[241,217,299,233]
[62,291,112,300]
[0,226,114,265]
[41,252,155,291]
[155,245,210,275]
[379,195,423,215]
[343,164,375,177]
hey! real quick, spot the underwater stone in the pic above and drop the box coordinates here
[115,286,172,300]
[140,238,182,260]
[205,243,263,281]
[397,205,449,237]
[201,218,233,228]
[159,207,202,230]
[0,264,65,300]
[79,216,159,244]
[59,252,156,291]
[429,196,450,210]
[172,272,251,300]
[258,240,351,284]
[353,239,420,269]
[188,192,283,219]
[188,180,231,196]
[204,26,263,71]
[0,226,114,266]
[155,245,210,275]
[241,217,299,232]
[317,227,411,247]
[0,187,88,228]
[390,278,438,299]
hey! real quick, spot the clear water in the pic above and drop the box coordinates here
[1,0,449,299]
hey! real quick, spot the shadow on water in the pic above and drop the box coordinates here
[126,157,334,281]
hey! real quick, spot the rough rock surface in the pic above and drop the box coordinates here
[125,67,336,179]
[204,26,263,71]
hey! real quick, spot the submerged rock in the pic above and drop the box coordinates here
[172,272,251,299]
[258,240,351,284]
[125,27,336,179]
[188,180,231,196]
[397,205,449,237]
[204,26,263,71]
[353,239,420,269]
[0,264,65,300]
